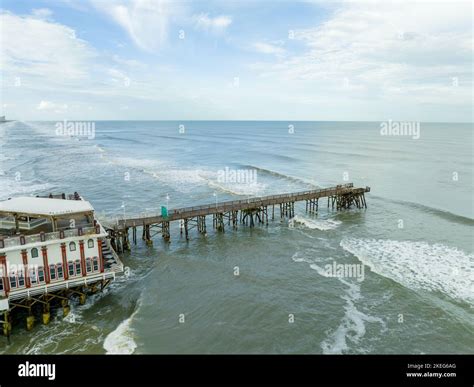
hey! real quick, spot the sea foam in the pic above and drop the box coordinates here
[340,238,474,305]
[289,215,341,231]
[292,251,385,354]
[103,301,141,355]
[321,278,386,354]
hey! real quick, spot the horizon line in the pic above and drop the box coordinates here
[3,119,473,124]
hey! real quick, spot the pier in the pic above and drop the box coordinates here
[108,183,370,252]
[0,183,369,338]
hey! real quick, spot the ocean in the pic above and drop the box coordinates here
[0,120,472,354]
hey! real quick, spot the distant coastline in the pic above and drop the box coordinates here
[0,116,14,124]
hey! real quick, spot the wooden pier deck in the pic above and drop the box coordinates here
[109,183,370,252]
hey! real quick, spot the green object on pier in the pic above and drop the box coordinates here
[161,206,168,218]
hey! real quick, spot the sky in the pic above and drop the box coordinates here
[0,0,472,122]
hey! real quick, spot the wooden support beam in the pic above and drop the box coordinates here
[184,218,189,240]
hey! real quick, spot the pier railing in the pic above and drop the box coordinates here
[117,183,370,229]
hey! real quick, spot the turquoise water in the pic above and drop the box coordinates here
[0,120,472,354]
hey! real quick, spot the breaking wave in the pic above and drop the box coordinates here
[289,215,341,231]
[0,181,53,201]
[371,195,474,224]
[103,299,142,355]
[241,164,318,187]
[340,238,474,305]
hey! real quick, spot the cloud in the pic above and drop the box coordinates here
[0,11,95,83]
[251,1,472,111]
[31,8,54,20]
[37,100,68,112]
[194,13,232,32]
[92,2,231,51]
[108,68,131,86]
[2,1,471,121]
[92,0,188,52]
[252,42,285,56]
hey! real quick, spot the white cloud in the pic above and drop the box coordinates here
[92,0,187,52]
[251,1,472,118]
[112,54,144,68]
[1,11,95,82]
[194,13,232,32]
[2,1,471,121]
[108,68,131,86]
[92,0,232,50]
[92,2,231,51]
[252,42,285,56]
[31,8,54,20]
[37,100,68,112]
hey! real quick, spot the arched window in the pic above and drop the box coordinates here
[87,239,94,248]
[69,242,76,251]
[31,248,39,258]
